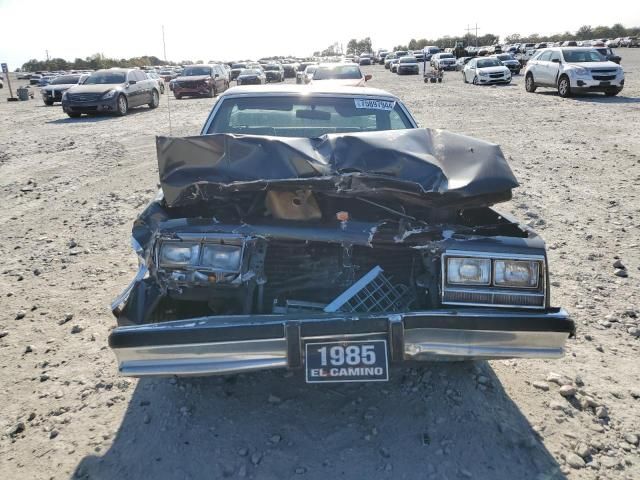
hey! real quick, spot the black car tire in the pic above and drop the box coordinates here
[514,69,521,75]
[462,72,468,83]
[604,88,620,96]
[557,75,571,98]
[45,100,54,106]
[160,84,165,94]
[67,112,81,118]
[174,93,182,99]
[206,86,214,98]
[116,94,128,116]
[472,76,479,85]
[525,73,537,92]
[149,90,159,109]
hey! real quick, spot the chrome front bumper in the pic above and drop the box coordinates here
[109,309,573,377]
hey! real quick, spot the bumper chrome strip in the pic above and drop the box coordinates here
[113,328,569,377]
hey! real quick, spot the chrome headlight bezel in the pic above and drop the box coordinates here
[441,251,546,309]
[156,234,246,274]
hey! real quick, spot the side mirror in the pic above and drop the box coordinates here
[551,58,560,63]
[365,74,372,81]
[128,80,137,85]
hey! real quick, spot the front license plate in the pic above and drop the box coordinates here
[600,81,610,86]
[305,340,389,383]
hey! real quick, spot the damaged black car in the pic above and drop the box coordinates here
[109,85,573,383]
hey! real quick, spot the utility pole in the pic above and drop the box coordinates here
[46,49,50,61]
[465,24,480,47]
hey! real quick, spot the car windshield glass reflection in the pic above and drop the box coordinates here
[476,59,501,68]
[313,66,361,80]
[207,96,413,138]
[183,67,212,76]
[563,49,605,62]
[84,72,126,84]
[51,75,80,85]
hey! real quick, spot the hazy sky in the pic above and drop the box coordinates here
[0,0,638,68]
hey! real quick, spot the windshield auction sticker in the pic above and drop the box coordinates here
[354,99,396,111]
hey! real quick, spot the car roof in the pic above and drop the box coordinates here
[219,84,399,99]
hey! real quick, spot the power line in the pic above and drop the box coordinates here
[465,24,480,47]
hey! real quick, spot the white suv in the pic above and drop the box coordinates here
[524,47,624,97]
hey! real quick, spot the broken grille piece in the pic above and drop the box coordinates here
[324,266,414,313]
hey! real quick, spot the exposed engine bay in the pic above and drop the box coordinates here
[113,130,548,325]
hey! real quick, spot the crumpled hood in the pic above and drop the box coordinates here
[156,129,519,209]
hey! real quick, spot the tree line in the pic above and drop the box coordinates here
[317,23,639,57]
[19,53,199,72]
[393,23,639,51]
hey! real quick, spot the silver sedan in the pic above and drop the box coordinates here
[462,57,512,85]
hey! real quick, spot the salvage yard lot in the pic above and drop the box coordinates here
[1,51,639,480]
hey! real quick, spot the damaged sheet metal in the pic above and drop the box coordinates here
[156,128,519,209]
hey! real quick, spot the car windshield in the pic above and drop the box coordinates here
[439,54,454,59]
[305,66,317,74]
[206,96,413,138]
[400,57,417,63]
[240,69,261,75]
[84,72,126,85]
[264,65,280,71]
[183,67,212,76]
[232,64,246,69]
[159,70,173,75]
[562,49,605,62]
[476,59,501,68]
[395,51,408,56]
[50,75,80,85]
[496,54,513,61]
[313,65,361,80]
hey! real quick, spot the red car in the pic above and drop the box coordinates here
[172,64,229,99]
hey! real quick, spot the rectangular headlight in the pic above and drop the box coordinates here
[159,242,200,267]
[200,244,242,272]
[494,260,540,288]
[447,257,491,285]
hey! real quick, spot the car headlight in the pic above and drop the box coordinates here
[447,257,491,285]
[200,244,242,272]
[159,242,200,267]
[572,67,590,77]
[102,89,117,99]
[494,260,539,288]
[62,92,68,100]
[479,70,488,76]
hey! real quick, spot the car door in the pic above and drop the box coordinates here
[534,51,553,85]
[125,71,141,106]
[464,59,476,82]
[547,51,562,86]
[214,66,225,91]
[134,70,151,104]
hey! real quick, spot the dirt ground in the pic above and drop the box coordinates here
[1,52,639,480]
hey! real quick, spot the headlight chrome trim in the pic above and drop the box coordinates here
[155,233,247,274]
[441,250,546,309]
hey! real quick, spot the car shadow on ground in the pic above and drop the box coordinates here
[71,362,565,480]
[46,109,154,124]
[533,90,640,103]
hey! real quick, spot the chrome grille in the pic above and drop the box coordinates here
[67,93,101,102]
